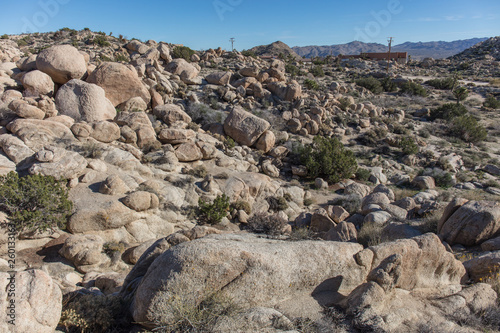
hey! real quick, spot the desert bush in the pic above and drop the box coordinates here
[241,50,257,58]
[80,142,104,158]
[0,172,72,233]
[92,35,110,47]
[1,34,8,39]
[358,222,385,247]
[60,294,126,333]
[417,209,442,234]
[304,79,319,90]
[359,127,388,146]
[285,64,300,77]
[399,137,419,155]
[355,76,383,94]
[420,168,454,188]
[484,94,500,109]
[299,136,357,184]
[453,86,469,104]
[430,103,468,120]
[151,288,238,333]
[246,212,288,236]
[187,165,208,178]
[380,77,398,92]
[355,168,371,181]
[330,194,362,215]
[289,227,314,241]
[310,65,325,77]
[230,200,251,215]
[187,103,226,126]
[198,194,230,225]
[399,81,427,97]
[267,196,288,211]
[449,114,487,143]
[172,46,195,61]
[114,53,129,62]
[425,77,456,90]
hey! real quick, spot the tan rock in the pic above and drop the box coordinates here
[91,121,120,143]
[205,71,232,85]
[254,130,275,153]
[123,191,160,212]
[224,106,270,146]
[36,45,87,84]
[21,70,54,97]
[158,128,195,144]
[175,142,203,162]
[153,104,191,126]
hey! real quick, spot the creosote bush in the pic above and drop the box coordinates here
[355,76,383,94]
[484,94,500,109]
[399,81,427,97]
[449,114,487,143]
[304,79,319,91]
[299,136,357,184]
[430,103,468,121]
[425,77,456,90]
[246,212,288,236]
[399,137,419,155]
[198,194,230,225]
[0,172,72,233]
[172,45,195,61]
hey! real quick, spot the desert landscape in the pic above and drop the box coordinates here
[0,25,500,333]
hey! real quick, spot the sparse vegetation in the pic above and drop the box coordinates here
[449,114,487,143]
[430,103,468,120]
[246,212,288,236]
[304,78,320,90]
[399,137,419,155]
[355,76,383,94]
[299,136,357,184]
[197,194,230,225]
[399,81,427,97]
[0,172,73,234]
[172,45,195,61]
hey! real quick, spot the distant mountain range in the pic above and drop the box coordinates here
[291,38,488,60]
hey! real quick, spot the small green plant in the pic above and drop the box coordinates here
[310,65,325,77]
[230,200,251,215]
[267,196,288,211]
[380,77,398,92]
[399,81,427,97]
[285,64,300,77]
[92,35,110,47]
[114,53,129,62]
[483,94,500,109]
[337,97,352,111]
[0,172,72,233]
[241,50,257,58]
[1,34,8,39]
[355,76,383,94]
[290,227,314,241]
[449,114,487,143]
[103,242,125,258]
[425,77,456,90]
[399,137,419,155]
[430,103,468,121]
[81,142,104,158]
[299,136,357,184]
[198,194,230,225]
[355,168,371,181]
[172,46,195,61]
[303,197,314,206]
[246,212,288,236]
[187,165,208,178]
[304,79,319,91]
[224,136,236,150]
[330,194,361,215]
[453,86,469,105]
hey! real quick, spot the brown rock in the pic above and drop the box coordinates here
[223,106,270,146]
[254,130,275,153]
[123,191,160,212]
[36,45,87,84]
[153,104,191,126]
[175,142,203,162]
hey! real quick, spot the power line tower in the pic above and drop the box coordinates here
[387,37,394,73]
[229,37,235,51]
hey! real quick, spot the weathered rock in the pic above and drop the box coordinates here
[6,118,75,151]
[463,251,500,282]
[361,192,390,214]
[9,100,45,120]
[311,208,336,232]
[484,164,500,176]
[91,121,121,143]
[118,96,148,112]
[21,70,54,97]
[0,134,34,164]
[364,211,392,225]
[327,205,350,223]
[261,159,280,178]
[56,79,116,122]
[326,221,357,242]
[123,191,159,212]
[87,62,151,107]
[127,40,149,54]
[0,269,62,333]
[125,233,367,326]
[29,147,87,180]
[439,200,500,246]
[224,106,270,146]
[344,182,371,198]
[59,234,106,266]
[254,130,275,153]
[413,176,436,190]
[158,128,195,144]
[153,104,191,126]
[205,71,232,85]
[36,45,87,84]
[165,58,199,83]
[99,174,130,195]
[175,142,203,162]
[437,198,469,234]
[16,54,37,71]
[481,236,500,251]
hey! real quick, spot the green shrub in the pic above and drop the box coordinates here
[187,165,208,179]
[230,200,251,215]
[1,34,8,39]
[355,77,383,94]
[92,35,110,47]
[198,194,230,225]
[399,137,419,155]
[355,168,371,181]
[0,172,72,233]
[299,136,357,184]
[449,114,487,143]
[453,86,469,104]
[330,194,361,215]
[267,196,288,211]
[114,53,129,62]
[310,65,325,77]
[172,46,195,61]
[380,77,398,92]
[304,79,319,90]
[430,103,467,120]
[425,77,456,90]
[399,81,427,97]
[337,97,352,111]
[358,222,385,247]
[483,94,500,109]
[359,127,388,146]
[285,64,300,77]
[241,50,257,58]
[246,212,288,236]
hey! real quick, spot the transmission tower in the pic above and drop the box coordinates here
[229,37,235,51]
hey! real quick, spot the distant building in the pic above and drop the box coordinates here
[340,52,408,64]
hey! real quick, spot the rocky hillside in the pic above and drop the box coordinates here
[293,38,488,60]
[1,28,500,332]
[451,36,500,62]
[247,40,301,59]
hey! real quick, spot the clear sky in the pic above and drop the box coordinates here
[0,0,499,50]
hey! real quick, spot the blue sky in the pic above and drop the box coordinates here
[0,0,498,50]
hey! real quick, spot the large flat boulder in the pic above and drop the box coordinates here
[36,45,87,84]
[56,79,116,122]
[87,62,151,107]
[223,106,270,146]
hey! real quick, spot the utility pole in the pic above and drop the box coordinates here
[229,37,235,51]
[387,37,394,73]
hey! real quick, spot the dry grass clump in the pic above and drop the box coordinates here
[246,212,288,236]
[357,222,385,247]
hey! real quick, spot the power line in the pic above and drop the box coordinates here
[229,37,235,51]
[387,37,394,73]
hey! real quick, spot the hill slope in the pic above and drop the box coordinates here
[247,41,301,59]
[450,36,500,61]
